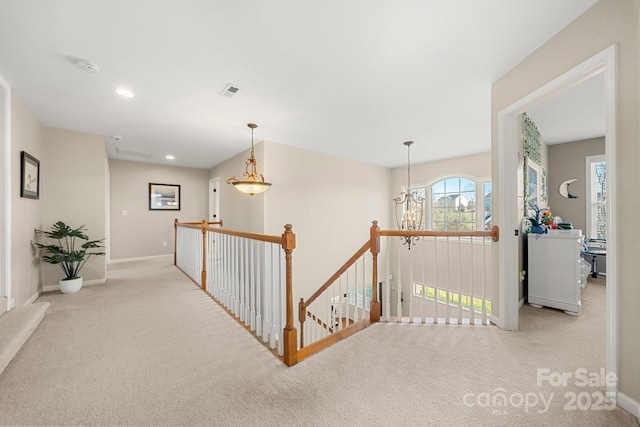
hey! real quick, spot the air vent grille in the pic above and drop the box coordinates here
[220,83,241,97]
[116,147,152,158]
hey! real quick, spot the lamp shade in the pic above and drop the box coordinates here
[231,181,272,196]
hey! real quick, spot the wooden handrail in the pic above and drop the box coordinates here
[201,225,284,244]
[378,225,500,242]
[300,240,371,311]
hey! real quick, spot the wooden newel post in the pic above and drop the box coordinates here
[369,220,381,322]
[282,224,298,366]
[173,218,178,266]
[201,220,207,292]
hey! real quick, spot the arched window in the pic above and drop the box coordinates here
[429,176,491,231]
[399,176,491,231]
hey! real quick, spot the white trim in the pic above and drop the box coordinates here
[25,291,40,305]
[497,44,618,402]
[616,392,640,421]
[43,278,106,293]
[0,74,11,314]
[518,298,524,309]
[109,254,173,264]
[585,154,606,240]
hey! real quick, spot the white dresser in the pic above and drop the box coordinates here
[527,230,582,314]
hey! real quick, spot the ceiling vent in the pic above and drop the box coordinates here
[116,147,152,158]
[220,83,241,97]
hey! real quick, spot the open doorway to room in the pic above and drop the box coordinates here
[497,45,617,397]
[519,71,607,350]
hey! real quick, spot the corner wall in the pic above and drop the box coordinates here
[41,127,107,287]
[491,0,640,405]
[209,143,265,233]
[10,95,43,306]
[109,159,209,260]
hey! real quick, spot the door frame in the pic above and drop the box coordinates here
[497,45,617,397]
[0,74,11,313]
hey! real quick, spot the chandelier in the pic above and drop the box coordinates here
[227,123,272,195]
[394,141,424,247]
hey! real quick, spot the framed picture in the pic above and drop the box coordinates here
[149,183,181,211]
[20,151,40,199]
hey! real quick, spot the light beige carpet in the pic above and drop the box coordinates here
[0,259,636,426]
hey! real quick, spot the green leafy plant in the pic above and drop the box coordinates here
[33,221,105,280]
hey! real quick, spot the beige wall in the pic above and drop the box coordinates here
[209,143,265,233]
[492,0,639,403]
[10,95,43,306]
[548,137,605,234]
[110,159,209,260]
[262,141,391,304]
[41,127,107,286]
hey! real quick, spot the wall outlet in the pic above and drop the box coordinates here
[162,241,167,247]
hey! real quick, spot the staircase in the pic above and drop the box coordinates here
[0,303,49,375]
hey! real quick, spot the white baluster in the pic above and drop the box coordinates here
[255,240,262,337]
[396,244,402,322]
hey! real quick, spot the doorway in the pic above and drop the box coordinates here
[497,45,617,397]
[209,177,220,222]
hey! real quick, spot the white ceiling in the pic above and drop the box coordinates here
[526,72,605,145]
[0,0,598,169]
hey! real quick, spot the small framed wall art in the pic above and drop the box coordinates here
[149,183,181,210]
[20,151,40,199]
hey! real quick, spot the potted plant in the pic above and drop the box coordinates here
[33,221,105,294]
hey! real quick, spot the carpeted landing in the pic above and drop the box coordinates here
[0,258,637,426]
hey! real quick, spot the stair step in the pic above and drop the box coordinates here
[0,302,50,375]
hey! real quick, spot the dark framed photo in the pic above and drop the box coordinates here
[21,151,40,199]
[149,183,181,210]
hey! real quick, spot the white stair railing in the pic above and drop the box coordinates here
[175,224,202,285]
[379,230,496,326]
[174,220,298,366]
[208,232,286,354]
[299,243,372,349]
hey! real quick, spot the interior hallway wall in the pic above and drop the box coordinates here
[41,127,107,287]
[10,94,43,306]
[110,159,209,260]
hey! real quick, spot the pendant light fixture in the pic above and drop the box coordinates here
[393,141,424,248]
[227,123,272,196]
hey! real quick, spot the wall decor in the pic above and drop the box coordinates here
[20,151,40,199]
[149,183,181,210]
[559,178,579,199]
[540,167,548,204]
[522,113,542,166]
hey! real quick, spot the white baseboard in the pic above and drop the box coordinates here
[519,298,525,309]
[43,278,106,293]
[109,254,172,264]
[490,314,501,327]
[25,291,40,305]
[617,391,640,420]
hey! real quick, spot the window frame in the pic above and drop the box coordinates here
[585,154,606,240]
[406,175,491,231]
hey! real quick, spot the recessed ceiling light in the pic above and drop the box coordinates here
[165,155,175,160]
[115,88,135,98]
